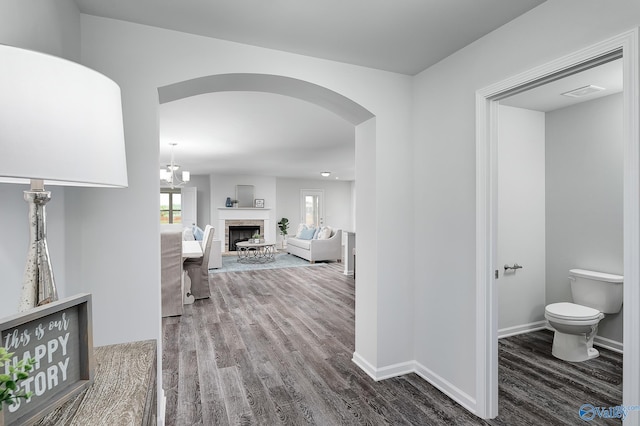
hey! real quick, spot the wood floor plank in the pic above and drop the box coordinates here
[192,303,229,425]
[176,314,203,425]
[162,262,623,426]
[161,318,180,426]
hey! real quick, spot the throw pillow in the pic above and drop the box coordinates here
[183,227,195,241]
[298,227,316,240]
[192,226,204,241]
[295,223,307,238]
[317,226,333,240]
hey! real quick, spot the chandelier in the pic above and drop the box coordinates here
[160,142,190,188]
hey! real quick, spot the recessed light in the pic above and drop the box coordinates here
[320,172,331,177]
[561,85,605,98]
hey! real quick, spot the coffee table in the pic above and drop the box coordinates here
[235,241,277,263]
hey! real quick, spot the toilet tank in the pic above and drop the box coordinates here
[569,269,624,314]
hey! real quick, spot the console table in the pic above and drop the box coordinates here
[33,340,157,426]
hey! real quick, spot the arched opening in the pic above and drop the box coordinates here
[158,73,374,126]
[157,71,378,376]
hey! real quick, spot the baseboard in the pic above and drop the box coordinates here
[352,353,477,414]
[351,352,414,381]
[498,321,547,339]
[414,361,477,414]
[594,335,624,353]
[351,352,379,381]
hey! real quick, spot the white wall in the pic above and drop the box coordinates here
[546,93,624,343]
[209,174,277,239]
[0,0,79,316]
[413,0,640,411]
[350,181,357,232]
[203,174,353,247]
[0,0,80,62]
[276,177,353,238]
[77,15,414,376]
[497,106,546,335]
[7,0,634,418]
[182,175,211,228]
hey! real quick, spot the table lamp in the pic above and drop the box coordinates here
[0,44,128,311]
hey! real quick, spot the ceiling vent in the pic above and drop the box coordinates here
[561,85,605,98]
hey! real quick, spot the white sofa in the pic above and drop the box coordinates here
[286,227,342,263]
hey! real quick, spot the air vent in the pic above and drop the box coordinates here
[561,85,605,98]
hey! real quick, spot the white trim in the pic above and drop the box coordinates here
[475,91,499,419]
[498,321,547,339]
[352,354,476,414]
[351,352,379,381]
[476,29,640,421]
[594,335,624,354]
[414,361,477,415]
[373,361,415,381]
[622,28,640,417]
[351,352,414,381]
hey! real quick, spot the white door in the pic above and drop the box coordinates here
[181,186,197,227]
[301,189,325,227]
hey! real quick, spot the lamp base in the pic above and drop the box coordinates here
[18,188,58,311]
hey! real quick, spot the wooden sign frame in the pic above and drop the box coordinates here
[0,294,94,426]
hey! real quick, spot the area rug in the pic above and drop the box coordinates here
[210,252,323,273]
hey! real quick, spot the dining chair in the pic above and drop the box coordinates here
[184,225,213,299]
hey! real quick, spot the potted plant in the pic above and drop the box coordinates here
[277,218,289,248]
[252,232,262,243]
[0,347,35,411]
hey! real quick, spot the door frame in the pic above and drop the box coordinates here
[300,189,325,227]
[475,29,639,419]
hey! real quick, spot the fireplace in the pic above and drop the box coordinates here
[218,208,270,252]
[224,219,264,251]
[229,225,260,251]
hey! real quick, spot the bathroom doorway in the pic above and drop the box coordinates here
[496,57,623,343]
[475,30,639,419]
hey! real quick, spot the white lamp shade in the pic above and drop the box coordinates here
[0,44,128,187]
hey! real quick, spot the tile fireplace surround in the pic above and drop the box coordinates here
[218,208,273,252]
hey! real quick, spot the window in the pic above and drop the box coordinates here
[300,189,324,227]
[160,189,182,224]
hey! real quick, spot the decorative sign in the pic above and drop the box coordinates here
[0,294,94,426]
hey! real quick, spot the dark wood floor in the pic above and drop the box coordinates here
[162,263,622,425]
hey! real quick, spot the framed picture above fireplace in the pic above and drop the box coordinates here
[254,198,264,208]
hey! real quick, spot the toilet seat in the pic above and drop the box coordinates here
[545,302,602,321]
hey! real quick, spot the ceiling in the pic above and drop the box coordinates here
[500,58,623,112]
[159,92,355,180]
[75,0,547,181]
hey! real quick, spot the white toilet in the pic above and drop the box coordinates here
[544,269,623,362]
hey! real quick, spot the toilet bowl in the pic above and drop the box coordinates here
[544,269,623,362]
[545,302,604,362]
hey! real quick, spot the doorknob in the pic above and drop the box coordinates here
[504,263,523,271]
